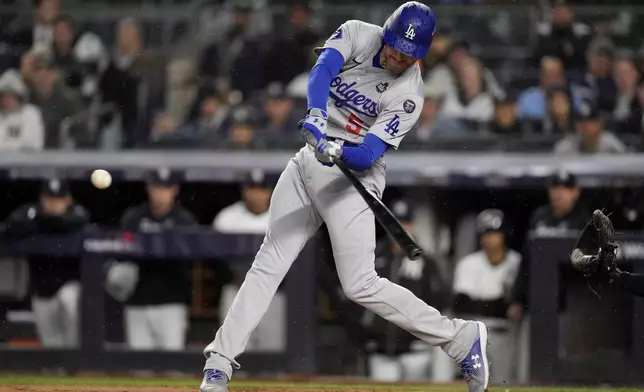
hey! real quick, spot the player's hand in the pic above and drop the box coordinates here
[316,139,343,159]
[300,108,328,146]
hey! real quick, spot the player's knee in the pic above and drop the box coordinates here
[342,274,381,303]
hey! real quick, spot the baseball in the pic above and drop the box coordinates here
[91,169,112,189]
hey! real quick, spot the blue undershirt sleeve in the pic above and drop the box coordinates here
[307,48,345,111]
[340,133,389,172]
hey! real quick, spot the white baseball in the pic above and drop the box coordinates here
[91,169,112,189]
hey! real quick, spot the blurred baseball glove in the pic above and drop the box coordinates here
[570,210,619,281]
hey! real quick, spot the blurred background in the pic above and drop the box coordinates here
[0,0,644,387]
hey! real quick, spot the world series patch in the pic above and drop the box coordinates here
[403,100,416,113]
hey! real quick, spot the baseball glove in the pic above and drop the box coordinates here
[570,210,619,281]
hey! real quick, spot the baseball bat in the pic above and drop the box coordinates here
[332,158,423,260]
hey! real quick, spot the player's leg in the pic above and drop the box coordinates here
[314,162,489,391]
[201,150,323,391]
[124,306,155,350]
[31,295,65,348]
[58,282,80,348]
[149,303,188,351]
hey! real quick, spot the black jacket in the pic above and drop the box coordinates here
[119,203,197,306]
[3,203,90,298]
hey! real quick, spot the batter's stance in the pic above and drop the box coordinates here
[201,3,490,391]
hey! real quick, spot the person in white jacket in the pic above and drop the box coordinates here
[0,69,45,151]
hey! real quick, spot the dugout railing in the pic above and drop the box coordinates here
[0,229,319,375]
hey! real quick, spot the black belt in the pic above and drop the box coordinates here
[326,137,359,148]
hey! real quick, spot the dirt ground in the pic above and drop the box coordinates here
[0,388,386,392]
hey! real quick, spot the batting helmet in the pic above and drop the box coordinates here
[476,209,506,235]
[382,1,436,59]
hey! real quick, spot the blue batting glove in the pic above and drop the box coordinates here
[300,108,328,146]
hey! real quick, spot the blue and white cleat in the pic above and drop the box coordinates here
[200,369,229,392]
[458,321,490,392]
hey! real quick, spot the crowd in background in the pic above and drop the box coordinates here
[0,0,642,151]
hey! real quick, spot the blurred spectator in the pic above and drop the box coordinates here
[489,94,522,136]
[181,91,232,147]
[262,3,320,87]
[51,15,83,88]
[19,46,49,92]
[518,56,581,120]
[0,69,44,151]
[453,209,521,383]
[533,0,592,71]
[613,55,643,134]
[554,101,626,154]
[100,17,165,147]
[410,89,441,142]
[421,35,451,75]
[143,112,182,148]
[8,0,60,54]
[106,168,196,351]
[225,120,259,150]
[257,82,299,137]
[30,59,84,148]
[213,170,285,353]
[572,40,617,114]
[541,86,574,134]
[424,40,504,101]
[198,4,263,99]
[440,58,494,123]
[72,32,109,103]
[4,179,90,348]
[363,200,448,382]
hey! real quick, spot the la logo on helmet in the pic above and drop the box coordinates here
[404,24,415,40]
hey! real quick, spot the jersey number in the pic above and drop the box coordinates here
[345,114,363,135]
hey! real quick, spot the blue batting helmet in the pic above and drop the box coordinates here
[383,2,436,59]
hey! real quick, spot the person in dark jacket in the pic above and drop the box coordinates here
[3,178,89,348]
[106,168,197,350]
[362,200,449,382]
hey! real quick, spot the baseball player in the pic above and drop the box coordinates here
[200,3,490,392]
[572,209,644,298]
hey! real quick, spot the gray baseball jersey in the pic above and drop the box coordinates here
[202,19,479,383]
[315,20,425,148]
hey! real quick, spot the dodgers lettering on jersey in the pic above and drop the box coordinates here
[314,20,425,149]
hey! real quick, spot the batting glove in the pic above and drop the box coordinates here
[300,108,328,146]
[316,139,343,159]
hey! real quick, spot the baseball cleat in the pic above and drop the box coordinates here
[200,369,229,392]
[458,321,490,392]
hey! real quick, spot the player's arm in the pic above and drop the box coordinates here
[338,94,423,172]
[302,21,360,142]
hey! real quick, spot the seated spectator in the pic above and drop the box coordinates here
[518,56,581,120]
[613,55,643,134]
[30,59,84,148]
[541,86,574,134]
[182,92,231,147]
[453,209,521,383]
[554,101,626,154]
[226,120,258,150]
[488,94,522,136]
[0,69,44,151]
[439,58,494,123]
[572,39,617,114]
[143,112,185,148]
[71,32,109,103]
[256,82,298,137]
[532,0,592,71]
[19,46,50,92]
[51,15,83,88]
[410,89,441,142]
[425,40,504,100]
